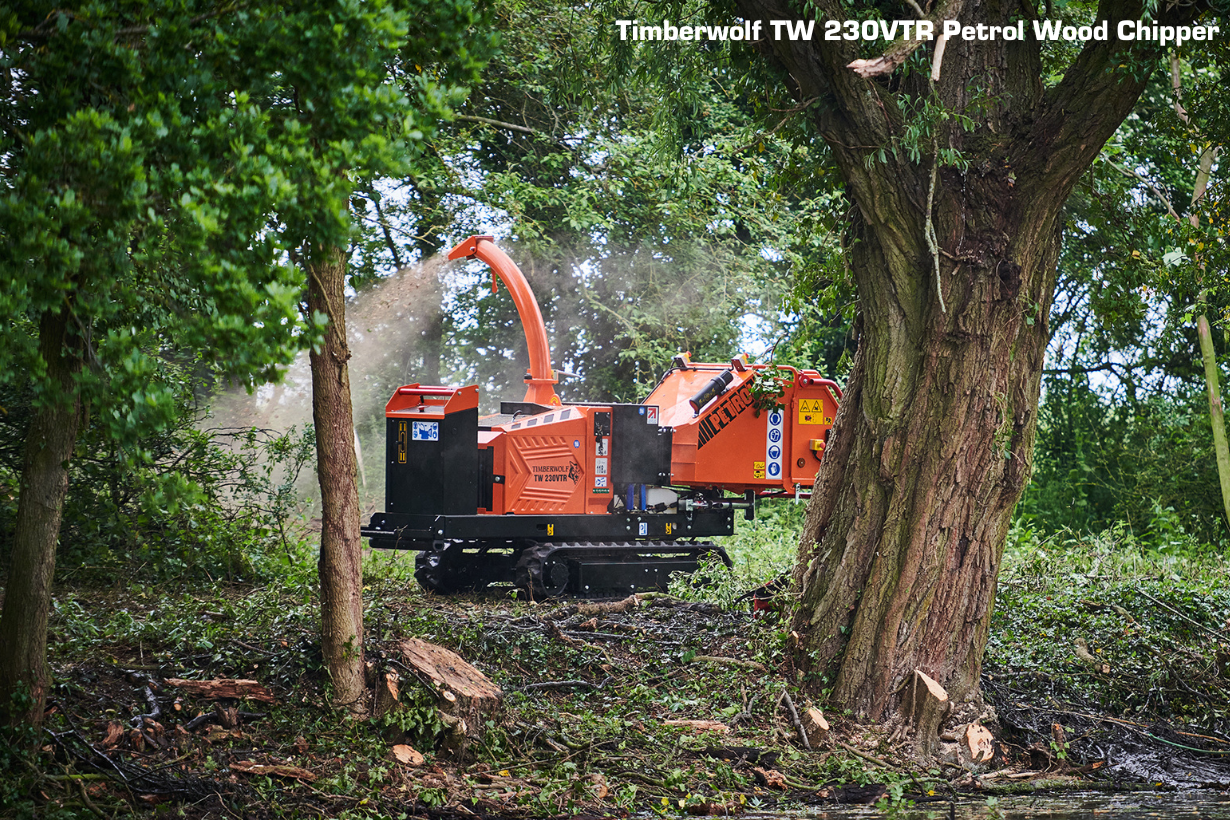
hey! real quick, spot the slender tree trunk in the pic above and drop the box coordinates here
[0,309,81,731]
[414,205,445,385]
[1197,310,1230,528]
[308,246,367,715]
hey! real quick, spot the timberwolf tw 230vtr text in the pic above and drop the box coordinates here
[361,236,841,597]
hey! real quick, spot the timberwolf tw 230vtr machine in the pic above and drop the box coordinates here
[361,236,841,597]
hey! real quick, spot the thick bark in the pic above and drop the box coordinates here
[0,309,82,730]
[733,0,1200,723]
[308,246,367,715]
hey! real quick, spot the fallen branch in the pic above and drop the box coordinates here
[834,738,891,769]
[515,677,610,693]
[163,678,275,704]
[780,689,812,751]
[691,655,767,672]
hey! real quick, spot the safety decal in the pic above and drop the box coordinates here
[412,421,439,442]
[594,476,608,488]
[646,406,659,424]
[594,458,608,476]
[397,421,407,463]
[753,461,766,479]
[798,398,826,425]
[765,409,784,480]
[596,438,609,456]
[638,522,648,536]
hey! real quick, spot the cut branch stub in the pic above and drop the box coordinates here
[373,670,401,720]
[903,669,949,758]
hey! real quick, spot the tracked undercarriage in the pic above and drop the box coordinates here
[409,540,731,597]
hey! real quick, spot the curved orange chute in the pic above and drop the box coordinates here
[447,236,560,407]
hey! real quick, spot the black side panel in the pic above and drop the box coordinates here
[385,408,478,515]
[477,446,494,511]
[610,404,672,484]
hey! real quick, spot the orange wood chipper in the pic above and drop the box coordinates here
[362,236,841,596]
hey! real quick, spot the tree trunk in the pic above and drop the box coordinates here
[790,179,1057,718]
[0,309,82,731]
[308,245,367,715]
[732,0,1188,725]
[1197,311,1230,528]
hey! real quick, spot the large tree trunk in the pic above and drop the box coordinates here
[0,309,82,731]
[308,246,367,715]
[733,0,1194,726]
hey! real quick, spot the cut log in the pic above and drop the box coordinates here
[101,720,125,749]
[963,721,994,765]
[751,767,787,790]
[163,678,275,704]
[373,670,401,719]
[577,594,639,617]
[903,669,949,758]
[398,639,501,703]
[214,703,239,730]
[802,707,830,747]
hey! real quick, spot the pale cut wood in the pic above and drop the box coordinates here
[964,721,994,764]
[101,721,125,749]
[397,638,502,705]
[904,669,949,758]
[373,671,401,719]
[802,706,830,746]
[231,760,317,782]
[663,719,730,734]
[164,678,275,703]
[392,744,425,766]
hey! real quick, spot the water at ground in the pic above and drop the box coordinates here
[751,790,1230,819]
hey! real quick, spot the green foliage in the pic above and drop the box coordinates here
[1021,375,1227,545]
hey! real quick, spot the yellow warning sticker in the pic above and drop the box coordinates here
[798,399,825,425]
[753,461,766,479]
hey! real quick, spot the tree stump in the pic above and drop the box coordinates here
[396,638,502,754]
[903,669,949,758]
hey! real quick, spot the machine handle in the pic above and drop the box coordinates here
[689,370,735,414]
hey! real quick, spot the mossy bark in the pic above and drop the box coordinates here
[734,0,1200,721]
